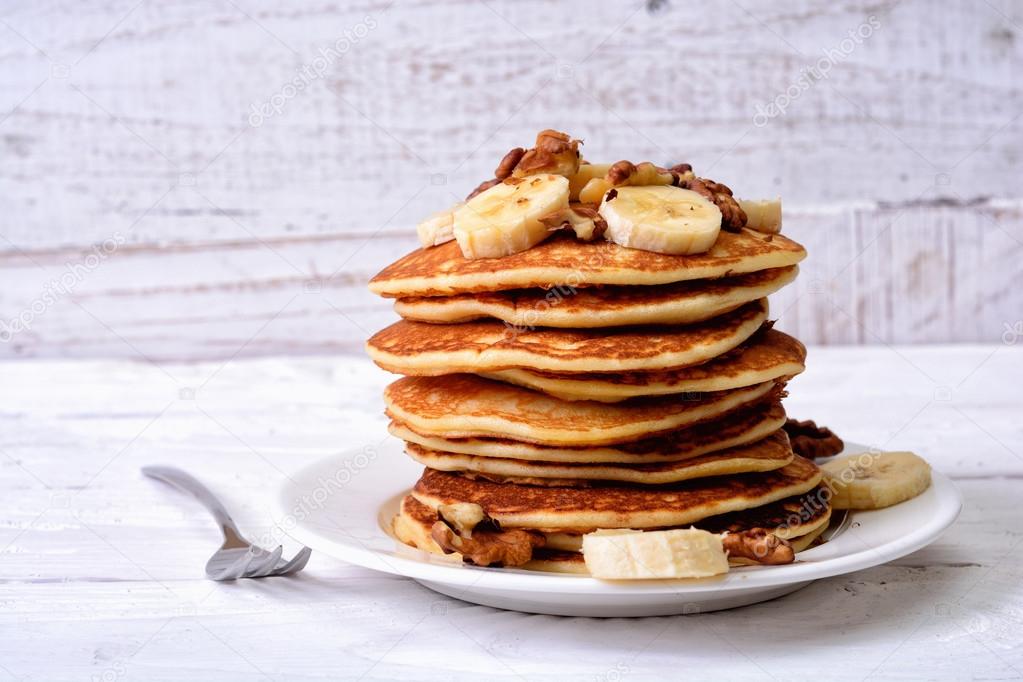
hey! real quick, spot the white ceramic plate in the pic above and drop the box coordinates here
[275,441,961,617]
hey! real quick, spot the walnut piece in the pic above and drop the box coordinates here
[430,521,545,567]
[681,175,747,232]
[607,160,637,185]
[512,129,581,178]
[494,147,525,181]
[784,418,845,459]
[466,131,581,201]
[606,160,674,187]
[721,528,794,565]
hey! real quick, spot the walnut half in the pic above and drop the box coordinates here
[720,528,794,565]
[430,521,545,567]
[667,163,748,232]
[430,503,545,567]
[682,176,747,232]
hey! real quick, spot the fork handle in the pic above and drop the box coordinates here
[142,466,246,545]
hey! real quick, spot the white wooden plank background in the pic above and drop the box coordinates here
[2,347,1021,680]
[2,0,1022,360]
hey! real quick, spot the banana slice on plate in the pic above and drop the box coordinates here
[582,528,729,580]
[821,451,932,510]
[453,174,570,259]
[599,185,722,255]
[738,198,782,234]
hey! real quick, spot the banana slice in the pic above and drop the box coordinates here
[453,174,570,259]
[416,204,461,247]
[578,176,614,204]
[582,528,729,580]
[569,163,612,201]
[599,185,722,255]
[821,451,932,510]
[738,198,782,234]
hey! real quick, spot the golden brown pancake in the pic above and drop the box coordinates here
[394,486,830,572]
[389,401,787,463]
[403,430,794,485]
[369,229,806,297]
[542,488,833,552]
[385,374,780,446]
[410,455,822,529]
[367,299,769,375]
[393,267,797,328]
[694,484,832,539]
[484,328,805,402]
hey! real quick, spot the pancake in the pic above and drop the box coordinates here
[367,299,769,375]
[404,430,794,486]
[385,374,780,446]
[389,401,787,463]
[695,485,832,540]
[542,488,833,551]
[369,229,806,297]
[393,266,797,329]
[484,328,805,402]
[411,455,822,529]
[394,483,829,571]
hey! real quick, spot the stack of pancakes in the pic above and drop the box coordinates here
[366,229,829,573]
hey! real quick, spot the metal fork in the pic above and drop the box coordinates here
[142,465,311,581]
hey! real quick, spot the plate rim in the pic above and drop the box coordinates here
[274,441,962,595]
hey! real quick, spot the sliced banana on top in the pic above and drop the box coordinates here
[821,450,932,510]
[599,185,722,255]
[738,198,782,234]
[416,204,461,247]
[453,174,570,259]
[568,163,612,201]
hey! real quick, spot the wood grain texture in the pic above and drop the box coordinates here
[2,349,1022,680]
[1,0,1021,358]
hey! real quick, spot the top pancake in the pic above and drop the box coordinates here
[369,229,806,298]
[393,266,797,329]
[411,455,822,529]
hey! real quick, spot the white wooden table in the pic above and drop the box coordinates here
[2,345,1022,681]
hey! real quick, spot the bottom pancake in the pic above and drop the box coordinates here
[393,491,831,573]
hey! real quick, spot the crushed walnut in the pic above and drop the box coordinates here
[494,147,526,181]
[512,129,582,178]
[606,160,675,187]
[678,175,747,232]
[465,131,582,201]
[430,503,545,567]
[721,527,794,565]
[784,418,845,459]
